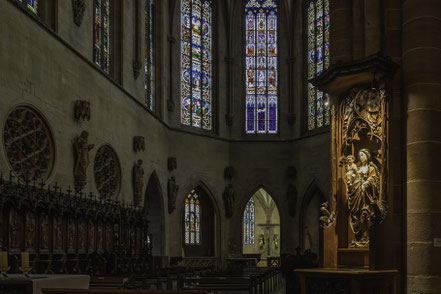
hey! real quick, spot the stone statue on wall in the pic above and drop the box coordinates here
[287,183,298,217]
[73,131,94,192]
[74,100,91,121]
[222,184,235,218]
[72,0,86,26]
[132,160,145,207]
[346,149,380,247]
[168,176,179,214]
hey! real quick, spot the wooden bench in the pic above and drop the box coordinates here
[42,289,207,294]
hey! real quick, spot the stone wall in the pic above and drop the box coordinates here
[0,0,331,269]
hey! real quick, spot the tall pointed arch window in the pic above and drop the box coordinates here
[181,0,213,130]
[185,190,201,245]
[306,0,330,131]
[20,0,38,14]
[243,197,255,244]
[94,0,111,74]
[245,0,278,134]
[145,0,155,110]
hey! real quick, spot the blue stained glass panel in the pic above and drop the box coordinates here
[185,190,200,245]
[181,0,212,130]
[307,0,330,130]
[243,197,255,245]
[245,0,278,134]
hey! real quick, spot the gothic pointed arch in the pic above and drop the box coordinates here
[181,180,220,257]
[299,180,326,253]
[242,186,281,265]
[145,170,164,256]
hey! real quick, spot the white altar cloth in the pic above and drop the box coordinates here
[0,274,90,294]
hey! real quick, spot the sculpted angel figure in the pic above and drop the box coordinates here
[347,149,380,247]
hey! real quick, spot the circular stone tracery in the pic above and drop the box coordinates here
[94,145,121,199]
[3,106,55,182]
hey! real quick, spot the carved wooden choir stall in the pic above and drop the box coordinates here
[0,174,152,276]
[294,53,399,293]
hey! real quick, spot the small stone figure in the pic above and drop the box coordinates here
[132,160,145,207]
[319,202,336,228]
[73,131,94,192]
[168,157,177,171]
[287,183,298,217]
[168,176,179,213]
[72,0,86,26]
[222,184,235,218]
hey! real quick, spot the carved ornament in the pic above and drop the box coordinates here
[133,60,143,80]
[74,100,91,121]
[72,0,86,26]
[94,145,121,199]
[3,106,55,182]
[133,136,146,152]
[224,166,234,180]
[168,157,177,171]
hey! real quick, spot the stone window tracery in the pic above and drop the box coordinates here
[94,145,121,200]
[243,197,255,245]
[245,0,278,134]
[306,0,330,131]
[94,0,111,73]
[180,0,213,130]
[145,0,155,111]
[184,190,201,245]
[3,106,55,182]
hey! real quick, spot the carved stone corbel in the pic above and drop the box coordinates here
[287,166,297,179]
[224,166,234,180]
[168,157,177,171]
[74,100,91,121]
[133,60,143,80]
[133,136,146,152]
[225,113,234,126]
[167,99,175,112]
[72,0,86,27]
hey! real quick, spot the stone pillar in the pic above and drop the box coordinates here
[330,0,352,63]
[403,0,441,291]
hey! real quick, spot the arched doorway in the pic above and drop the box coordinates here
[145,172,164,256]
[242,188,280,267]
[182,185,216,257]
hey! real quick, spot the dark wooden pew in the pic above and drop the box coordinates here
[43,289,207,294]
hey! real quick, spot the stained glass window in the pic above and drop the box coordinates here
[307,0,330,130]
[245,0,278,134]
[185,190,201,245]
[243,197,255,245]
[94,0,111,74]
[20,0,38,14]
[180,0,213,130]
[145,0,155,110]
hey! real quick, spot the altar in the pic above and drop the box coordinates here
[0,274,90,294]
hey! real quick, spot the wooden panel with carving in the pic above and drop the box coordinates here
[0,177,151,275]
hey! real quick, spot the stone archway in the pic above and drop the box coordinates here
[145,171,164,256]
[242,188,280,267]
[299,181,326,254]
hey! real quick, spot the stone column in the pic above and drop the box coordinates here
[403,0,441,291]
[330,0,352,63]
